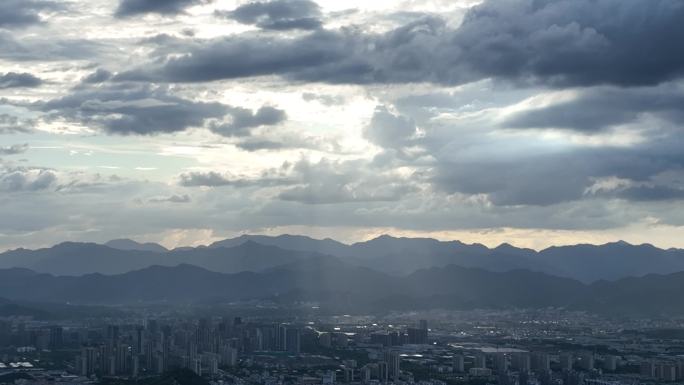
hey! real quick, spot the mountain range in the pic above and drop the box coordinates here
[0,257,682,316]
[1,234,684,316]
[2,234,684,282]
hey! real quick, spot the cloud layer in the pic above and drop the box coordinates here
[0,0,683,250]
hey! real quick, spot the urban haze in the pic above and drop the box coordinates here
[1,1,684,385]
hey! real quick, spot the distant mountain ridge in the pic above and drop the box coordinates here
[105,239,168,253]
[0,260,683,316]
[1,235,683,282]
[0,241,322,276]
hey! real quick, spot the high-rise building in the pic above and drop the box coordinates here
[474,353,487,368]
[49,326,63,350]
[106,325,119,344]
[378,361,389,382]
[319,332,332,348]
[532,353,550,372]
[519,371,529,385]
[134,326,145,355]
[360,365,372,383]
[276,324,288,351]
[80,347,97,376]
[418,320,428,331]
[640,360,656,378]
[191,358,202,376]
[407,327,428,344]
[559,354,574,371]
[603,355,617,371]
[285,327,300,354]
[116,343,130,374]
[494,353,509,374]
[658,363,677,382]
[343,367,355,383]
[453,354,465,372]
[221,345,237,366]
[131,355,139,378]
[512,353,530,373]
[384,350,401,380]
[579,352,594,371]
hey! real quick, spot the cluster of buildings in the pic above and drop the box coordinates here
[3,311,684,385]
[76,317,304,378]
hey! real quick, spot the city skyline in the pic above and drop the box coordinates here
[2,0,684,251]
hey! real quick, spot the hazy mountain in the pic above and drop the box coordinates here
[4,235,684,282]
[583,271,684,316]
[171,241,322,273]
[0,243,165,275]
[2,259,684,316]
[207,235,684,282]
[105,239,168,253]
[0,258,395,305]
[209,234,349,256]
[532,242,684,282]
[0,241,324,276]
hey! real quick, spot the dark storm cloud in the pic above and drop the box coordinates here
[0,144,29,156]
[0,72,43,89]
[0,31,107,62]
[120,0,684,87]
[34,82,284,136]
[38,83,228,135]
[208,106,286,137]
[505,86,684,132]
[219,0,322,31]
[233,133,338,152]
[115,29,357,83]
[446,0,684,87]
[115,0,208,17]
[432,136,684,206]
[614,185,684,202]
[81,69,113,84]
[0,0,60,28]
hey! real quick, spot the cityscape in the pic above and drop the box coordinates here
[2,236,684,385]
[2,0,684,384]
[3,306,684,385]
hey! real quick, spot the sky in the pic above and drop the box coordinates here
[1,0,684,251]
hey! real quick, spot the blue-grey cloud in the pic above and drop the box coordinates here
[81,69,113,84]
[614,185,684,202]
[115,0,208,17]
[39,83,229,135]
[148,194,191,203]
[364,106,418,149]
[504,86,684,132]
[0,72,43,89]
[0,0,60,28]
[0,167,57,192]
[0,114,34,134]
[35,82,284,136]
[0,144,29,156]
[0,30,107,62]
[219,0,322,30]
[180,157,417,204]
[209,106,286,137]
[432,136,684,206]
[120,0,684,87]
